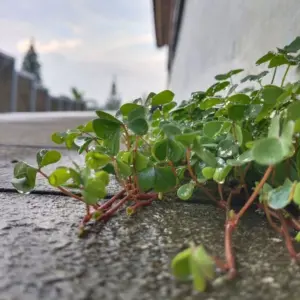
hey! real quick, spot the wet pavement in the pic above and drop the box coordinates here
[0,113,300,300]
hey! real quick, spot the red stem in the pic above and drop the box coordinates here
[101,195,130,220]
[38,170,85,203]
[235,166,273,223]
[224,222,237,279]
[278,212,298,259]
[99,189,126,211]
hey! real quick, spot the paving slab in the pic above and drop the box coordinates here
[0,193,300,300]
[0,114,94,147]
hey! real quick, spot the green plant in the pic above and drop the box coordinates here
[12,36,300,292]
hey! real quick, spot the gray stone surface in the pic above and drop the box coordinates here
[0,193,300,300]
[0,115,93,146]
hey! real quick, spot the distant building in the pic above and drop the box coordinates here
[105,77,121,110]
[152,0,300,102]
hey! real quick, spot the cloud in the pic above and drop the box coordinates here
[17,38,82,54]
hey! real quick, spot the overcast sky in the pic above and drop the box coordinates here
[0,0,167,106]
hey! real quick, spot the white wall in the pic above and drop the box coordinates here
[169,0,300,102]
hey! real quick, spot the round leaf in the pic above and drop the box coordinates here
[85,152,111,169]
[151,90,174,105]
[48,167,71,187]
[268,179,293,209]
[252,137,284,165]
[36,149,61,168]
[171,248,192,280]
[177,182,195,200]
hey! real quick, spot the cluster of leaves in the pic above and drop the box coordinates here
[12,36,300,292]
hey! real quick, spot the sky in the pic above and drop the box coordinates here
[0,0,167,106]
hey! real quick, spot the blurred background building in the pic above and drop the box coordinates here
[152,0,300,101]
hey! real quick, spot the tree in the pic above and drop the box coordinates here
[21,39,42,84]
[71,87,84,101]
[105,77,121,110]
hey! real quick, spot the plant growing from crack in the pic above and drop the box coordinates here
[12,36,300,292]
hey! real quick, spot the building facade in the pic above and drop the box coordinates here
[153,0,300,102]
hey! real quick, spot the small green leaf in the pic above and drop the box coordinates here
[268,115,280,138]
[218,139,239,158]
[199,97,223,110]
[93,119,121,139]
[152,139,168,161]
[120,103,141,117]
[94,170,110,185]
[295,232,300,242]
[227,94,250,104]
[161,123,181,138]
[206,81,230,96]
[85,152,111,169]
[227,150,253,166]
[268,179,293,209]
[51,132,66,144]
[293,182,300,205]
[135,152,149,171]
[297,149,300,177]
[268,54,289,68]
[95,110,123,124]
[284,36,300,53]
[48,167,71,187]
[154,166,177,192]
[36,149,61,168]
[228,105,247,121]
[240,71,269,83]
[233,124,243,146]
[256,52,275,65]
[137,167,155,191]
[193,139,217,167]
[163,101,177,113]
[83,178,106,205]
[287,101,300,121]
[116,159,132,177]
[258,183,273,203]
[12,162,37,193]
[252,137,284,165]
[213,165,232,184]
[152,90,174,105]
[168,139,185,162]
[202,167,216,179]
[171,248,192,280]
[177,182,195,200]
[203,121,223,138]
[262,85,284,104]
[127,107,148,135]
[214,69,243,81]
[190,245,215,292]
[175,132,200,147]
[82,120,94,132]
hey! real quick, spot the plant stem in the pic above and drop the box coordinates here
[271,67,277,84]
[278,211,298,259]
[224,222,237,279]
[235,165,273,223]
[281,65,291,87]
[38,170,85,203]
[263,202,281,233]
[186,148,198,183]
[99,189,126,211]
[102,195,130,220]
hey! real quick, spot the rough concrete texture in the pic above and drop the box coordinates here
[0,193,300,300]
